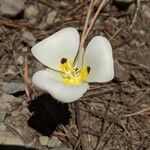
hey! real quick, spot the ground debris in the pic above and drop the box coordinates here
[0,0,150,149]
[0,0,25,17]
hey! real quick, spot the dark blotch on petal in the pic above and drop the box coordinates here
[61,58,67,64]
[87,66,91,74]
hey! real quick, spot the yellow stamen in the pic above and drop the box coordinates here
[59,59,89,85]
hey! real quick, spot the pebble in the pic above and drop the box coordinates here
[0,93,23,103]
[0,131,24,145]
[0,111,6,122]
[22,30,36,47]
[16,55,24,65]
[6,65,16,75]
[142,5,150,19]
[0,0,25,17]
[0,123,6,131]
[114,0,134,3]
[0,43,5,58]
[51,146,72,150]
[22,47,28,52]
[0,80,24,94]
[25,5,39,19]
[60,1,70,7]
[114,60,130,81]
[21,107,29,115]
[48,136,62,148]
[114,0,134,10]
[46,11,57,25]
[39,136,49,146]
[130,39,141,47]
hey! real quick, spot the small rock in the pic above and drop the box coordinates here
[0,111,6,122]
[0,123,6,131]
[11,109,20,117]
[22,47,28,52]
[0,43,5,58]
[0,80,24,94]
[0,100,11,112]
[6,65,16,75]
[130,39,141,47]
[0,0,25,17]
[16,55,24,65]
[0,131,24,145]
[51,146,72,150]
[39,136,49,146]
[21,107,29,115]
[48,136,62,148]
[38,22,47,30]
[22,30,36,47]
[46,11,57,24]
[114,0,134,2]
[25,5,39,19]
[114,60,130,81]
[114,0,134,10]
[60,1,70,7]
[0,93,23,103]
[142,5,150,19]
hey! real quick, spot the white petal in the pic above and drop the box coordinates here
[31,27,79,70]
[85,36,114,82]
[32,69,60,91]
[32,70,89,103]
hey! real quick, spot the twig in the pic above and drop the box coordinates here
[124,107,150,117]
[118,59,150,72]
[129,0,141,30]
[110,27,123,41]
[95,123,113,150]
[75,102,87,150]
[73,135,82,150]
[24,54,30,100]
[131,89,150,105]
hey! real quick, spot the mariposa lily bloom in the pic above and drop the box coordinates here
[32,27,114,103]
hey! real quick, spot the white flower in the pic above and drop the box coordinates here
[31,27,114,103]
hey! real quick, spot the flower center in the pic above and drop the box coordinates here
[59,58,90,85]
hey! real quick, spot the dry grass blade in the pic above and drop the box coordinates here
[23,54,30,100]
[82,0,108,47]
[80,0,94,49]
[124,107,150,117]
[129,0,141,29]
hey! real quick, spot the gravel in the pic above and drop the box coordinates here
[46,11,57,25]
[0,123,6,131]
[114,0,135,9]
[0,131,24,145]
[39,136,49,146]
[0,111,6,122]
[16,55,24,65]
[24,5,39,19]
[48,136,62,148]
[0,93,23,103]
[0,0,25,17]
[142,4,150,19]
[0,80,25,94]
[22,30,36,47]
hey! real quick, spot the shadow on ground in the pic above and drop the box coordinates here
[27,94,71,136]
[0,145,36,150]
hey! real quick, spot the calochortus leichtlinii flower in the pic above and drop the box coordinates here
[31,27,114,103]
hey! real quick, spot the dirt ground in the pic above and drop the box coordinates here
[0,0,150,150]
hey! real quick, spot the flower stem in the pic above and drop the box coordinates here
[74,0,108,68]
[81,0,108,48]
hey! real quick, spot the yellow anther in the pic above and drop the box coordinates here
[59,59,89,85]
